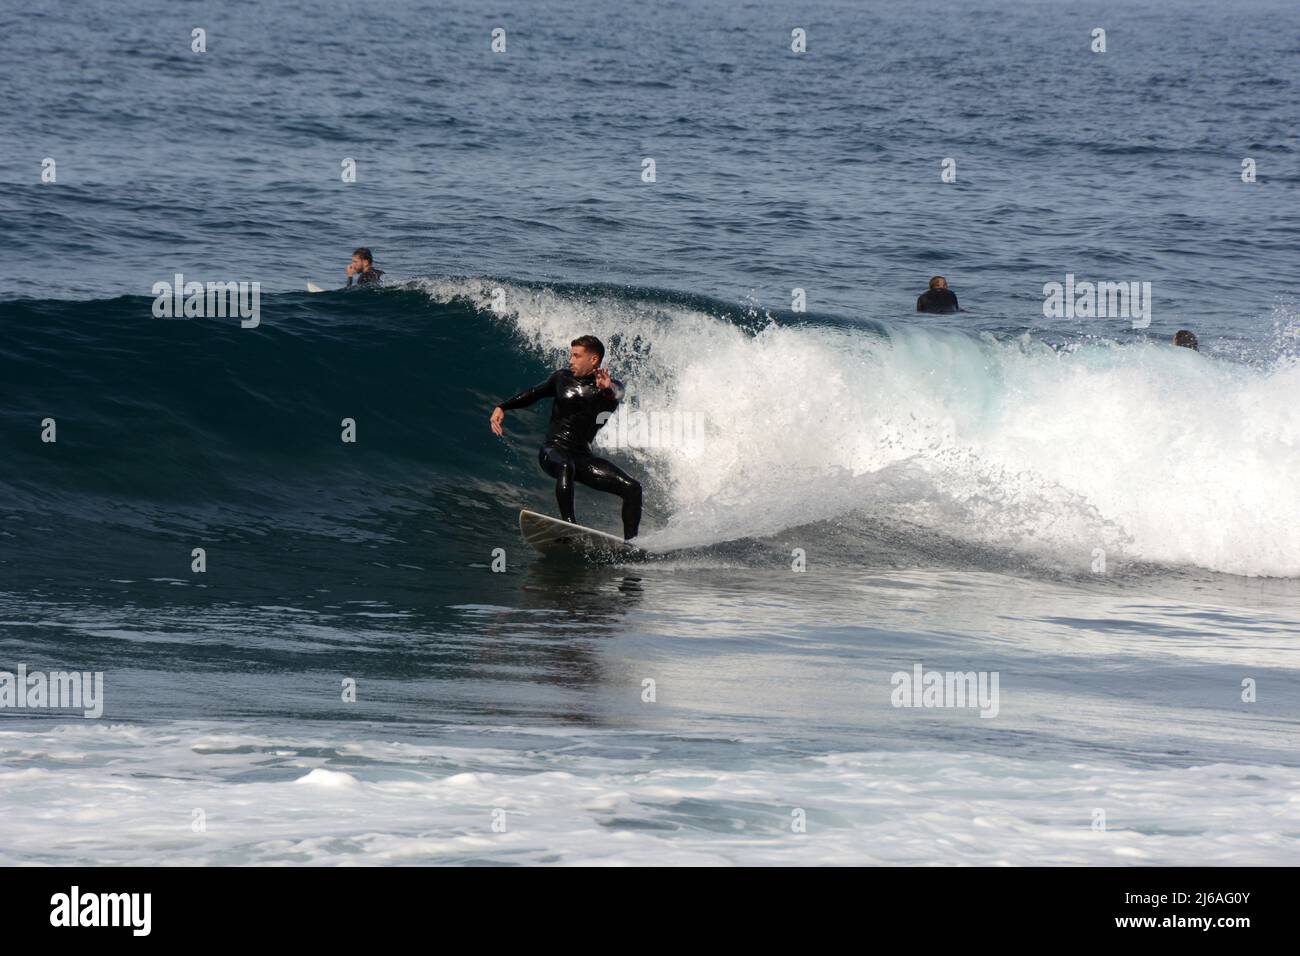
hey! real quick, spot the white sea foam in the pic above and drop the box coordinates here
[1,721,1296,866]
[294,768,359,787]
[420,279,1300,577]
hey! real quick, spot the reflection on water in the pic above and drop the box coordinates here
[0,556,1296,768]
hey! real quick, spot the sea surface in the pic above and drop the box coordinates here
[1,0,1298,865]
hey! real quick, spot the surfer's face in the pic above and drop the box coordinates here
[569,346,599,377]
[351,254,368,273]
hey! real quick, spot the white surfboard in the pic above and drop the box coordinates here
[519,509,641,558]
[307,282,326,293]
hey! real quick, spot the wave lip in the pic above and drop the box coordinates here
[419,278,1300,578]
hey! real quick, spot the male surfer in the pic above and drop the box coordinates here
[1173,329,1199,351]
[490,336,643,540]
[346,247,384,287]
[916,276,961,313]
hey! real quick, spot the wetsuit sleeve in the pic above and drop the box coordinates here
[916,294,925,312]
[597,378,625,411]
[950,292,959,311]
[498,371,560,410]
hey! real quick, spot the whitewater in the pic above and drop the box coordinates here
[425,278,1300,578]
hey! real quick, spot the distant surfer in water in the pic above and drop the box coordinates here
[490,336,643,540]
[1173,329,1199,351]
[346,247,384,287]
[916,276,961,314]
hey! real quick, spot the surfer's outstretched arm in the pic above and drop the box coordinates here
[490,371,561,436]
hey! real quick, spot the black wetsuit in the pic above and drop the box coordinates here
[498,369,643,540]
[916,288,960,313]
[347,268,384,288]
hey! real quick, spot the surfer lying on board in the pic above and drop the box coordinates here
[490,335,643,541]
[345,247,384,288]
[916,275,960,313]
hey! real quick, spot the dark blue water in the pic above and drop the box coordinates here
[1,0,1298,865]
[5,0,1298,333]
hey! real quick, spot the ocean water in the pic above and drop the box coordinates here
[1,0,1299,865]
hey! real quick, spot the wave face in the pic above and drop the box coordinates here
[2,280,1298,584]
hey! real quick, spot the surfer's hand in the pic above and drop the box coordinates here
[345,263,355,277]
[595,368,612,391]
[490,406,505,436]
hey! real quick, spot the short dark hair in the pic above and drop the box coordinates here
[352,247,373,264]
[928,276,946,290]
[1173,329,1199,351]
[571,335,605,363]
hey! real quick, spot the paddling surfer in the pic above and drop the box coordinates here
[345,247,384,287]
[916,276,961,314]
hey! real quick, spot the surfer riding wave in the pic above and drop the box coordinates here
[490,336,643,541]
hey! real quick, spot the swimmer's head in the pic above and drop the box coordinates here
[928,276,948,291]
[1173,329,1199,351]
[351,247,374,273]
[569,335,605,375]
